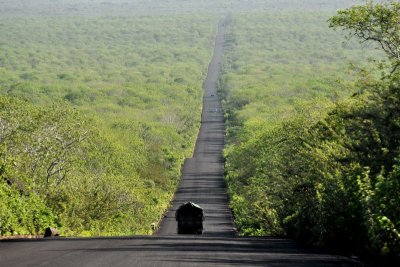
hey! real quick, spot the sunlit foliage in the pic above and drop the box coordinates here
[220,1,399,258]
[0,13,218,236]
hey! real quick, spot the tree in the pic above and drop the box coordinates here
[0,96,90,192]
[329,0,400,74]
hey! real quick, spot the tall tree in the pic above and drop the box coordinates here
[329,0,400,74]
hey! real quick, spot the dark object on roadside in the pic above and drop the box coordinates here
[44,227,59,238]
[175,202,204,234]
[3,177,13,186]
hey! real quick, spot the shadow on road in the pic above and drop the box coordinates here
[0,17,359,267]
[1,236,357,267]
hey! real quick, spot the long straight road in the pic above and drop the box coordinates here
[0,18,358,267]
[157,18,235,237]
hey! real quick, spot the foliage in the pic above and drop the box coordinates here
[225,72,400,256]
[0,183,55,236]
[329,0,400,73]
[0,96,88,192]
[221,0,399,258]
[0,0,359,17]
[0,12,218,236]
[219,10,382,144]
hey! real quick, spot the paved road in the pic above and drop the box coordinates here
[0,236,358,267]
[0,18,358,267]
[157,17,235,237]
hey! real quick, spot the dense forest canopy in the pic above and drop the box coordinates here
[1,0,398,260]
[0,0,362,16]
[0,9,218,236]
[221,0,400,258]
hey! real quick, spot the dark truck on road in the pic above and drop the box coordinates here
[175,202,205,234]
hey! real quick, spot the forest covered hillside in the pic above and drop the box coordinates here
[220,0,400,259]
[0,6,218,236]
[1,0,398,260]
[0,0,360,17]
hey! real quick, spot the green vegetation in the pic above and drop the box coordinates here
[220,10,382,136]
[0,0,357,17]
[0,13,218,236]
[221,0,400,258]
[1,0,398,259]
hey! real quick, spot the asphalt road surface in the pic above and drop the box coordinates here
[156,17,235,237]
[0,18,359,267]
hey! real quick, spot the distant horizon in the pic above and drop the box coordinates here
[0,0,362,17]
